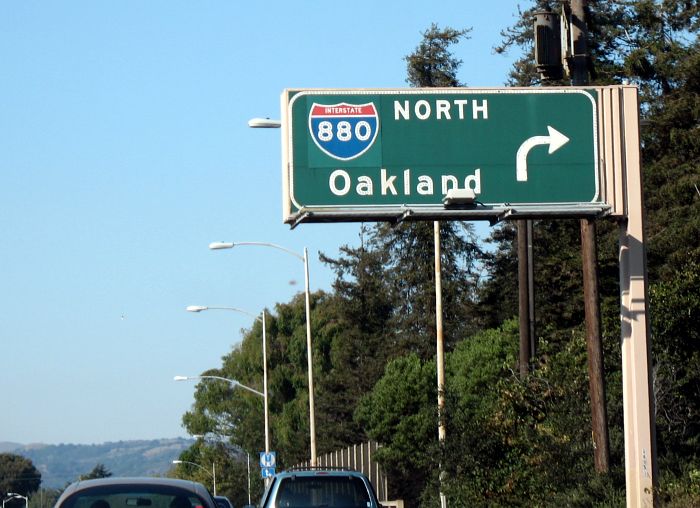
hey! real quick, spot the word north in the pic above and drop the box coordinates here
[394,99,489,120]
[329,168,482,197]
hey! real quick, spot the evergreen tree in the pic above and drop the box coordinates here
[366,24,481,360]
[484,0,700,331]
[481,0,700,503]
[318,226,394,450]
[80,464,112,480]
[405,24,471,88]
[642,40,700,279]
[476,223,519,329]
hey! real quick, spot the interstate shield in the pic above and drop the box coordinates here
[308,102,379,161]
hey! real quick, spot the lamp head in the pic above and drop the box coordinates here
[186,305,208,313]
[248,118,282,128]
[209,242,234,250]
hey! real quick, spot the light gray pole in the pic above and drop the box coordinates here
[185,305,270,454]
[617,87,657,507]
[173,460,217,495]
[262,310,270,454]
[208,241,316,465]
[434,221,447,508]
[247,453,251,505]
[303,247,317,466]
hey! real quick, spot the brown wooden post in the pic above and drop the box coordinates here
[518,220,531,378]
[571,0,611,473]
[527,220,536,358]
[581,218,611,472]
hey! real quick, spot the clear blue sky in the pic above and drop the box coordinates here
[1,1,524,445]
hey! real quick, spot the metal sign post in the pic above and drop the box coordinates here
[614,88,657,507]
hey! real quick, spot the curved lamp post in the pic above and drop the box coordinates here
[208,241,316,466]
[174,374,264,397]
[172,460,216,495]
[175,374,268,458]
[185,305,270,455]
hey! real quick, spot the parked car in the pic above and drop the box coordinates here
[55,477,218,508]
[213,496,234,508]
[258,468,381,508]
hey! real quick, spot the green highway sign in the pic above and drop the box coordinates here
[282,88,605,224]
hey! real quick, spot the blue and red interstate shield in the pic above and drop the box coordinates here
[309,102,379,161]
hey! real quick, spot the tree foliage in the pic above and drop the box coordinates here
[354,354,437,504]
[172,440,250,508]
[649,259,700,463]
[317,228,394,449]
[0,453,41,497]
[181,294,313,464]
[405,24,471,88]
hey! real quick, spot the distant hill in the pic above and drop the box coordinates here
[6,438,194,488]
[0,442,23,453]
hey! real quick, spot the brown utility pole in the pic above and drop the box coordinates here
[570,0,610,473]
[527,220,536,359]
[518,220,531,378]
[581,218,610,471]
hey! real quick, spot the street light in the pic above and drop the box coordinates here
[174,375,264,397]
[186,305,270,454]
[247,118,281,128]
[209,240,317,466]
[172,460,217,495]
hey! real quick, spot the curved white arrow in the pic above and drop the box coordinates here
[516,126,570,182]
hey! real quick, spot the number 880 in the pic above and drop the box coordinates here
[317,120,373,142]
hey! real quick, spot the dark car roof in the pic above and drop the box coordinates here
[56,477,215,507]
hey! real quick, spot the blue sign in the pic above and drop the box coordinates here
[259,451,276,468]
[261,467,275,478]
[308,102,379,161]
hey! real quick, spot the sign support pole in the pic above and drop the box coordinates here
[618,87,657,507]
[518,220,531,378]
[569,0,611,475]
[434,221,447,508]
